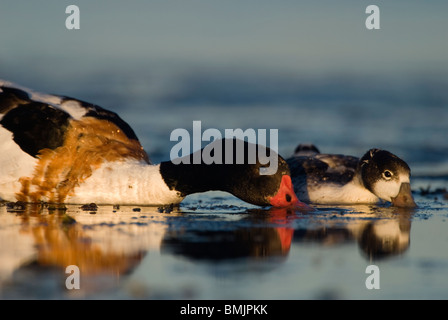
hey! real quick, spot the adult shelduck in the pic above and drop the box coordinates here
[287,144,416,207]
[0,80,307,208]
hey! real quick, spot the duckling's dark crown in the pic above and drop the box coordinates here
[359,148,411,173]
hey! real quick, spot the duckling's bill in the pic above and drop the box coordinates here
[391,182,417,208]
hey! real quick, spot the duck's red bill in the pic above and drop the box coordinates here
[269,175,313,210]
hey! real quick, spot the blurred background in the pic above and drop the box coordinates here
[1,0,447,175]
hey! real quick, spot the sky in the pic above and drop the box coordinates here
[0,0,447,171]
[1,0,447,87]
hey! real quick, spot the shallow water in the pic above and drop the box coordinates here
[1,70,448,300]
[1,183,447,300]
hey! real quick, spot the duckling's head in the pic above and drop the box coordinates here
[359,149,416,207]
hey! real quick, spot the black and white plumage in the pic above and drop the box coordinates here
[287,144,416,207]
[0,80,304,207]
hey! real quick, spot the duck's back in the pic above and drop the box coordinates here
[287,151,360,202]
[0,80,149,203]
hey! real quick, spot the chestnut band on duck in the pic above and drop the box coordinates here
[0,80,306,208]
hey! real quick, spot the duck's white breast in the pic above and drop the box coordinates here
[306,181,380,205]
[67,161,184,205]
[0,127,37,200]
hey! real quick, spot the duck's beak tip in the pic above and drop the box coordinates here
[391,182,417,208]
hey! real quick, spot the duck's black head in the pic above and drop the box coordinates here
[358,149,416,207]
[160,138,309,208]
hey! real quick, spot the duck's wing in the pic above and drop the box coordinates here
[0,80,147,161]
[287,154,359,187]
[314,154,359,175]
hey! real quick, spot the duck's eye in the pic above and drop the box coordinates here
[382,170,393,180]
[285,194,292,202]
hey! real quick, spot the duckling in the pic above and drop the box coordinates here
[287,144,416,207]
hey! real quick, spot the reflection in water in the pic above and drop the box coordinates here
[0,203,167,297]
[293,205,415,261]
[161,205,415,263]
[7,204,145,275]
[162,227,289,260]
[358,216,412,260]
[0,200,416,298]
[161,208,295,261]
